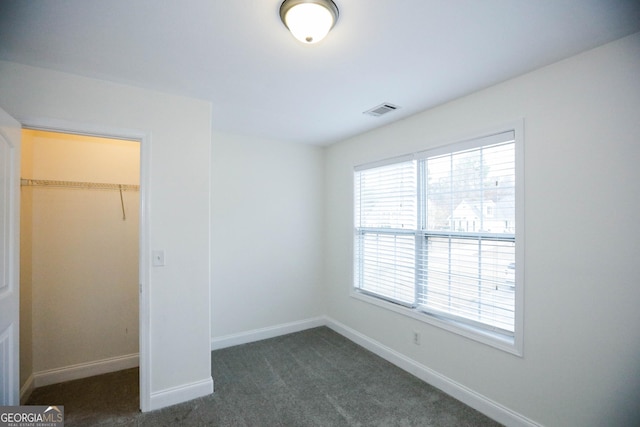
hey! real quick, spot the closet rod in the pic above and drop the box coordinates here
[20,178,139,192]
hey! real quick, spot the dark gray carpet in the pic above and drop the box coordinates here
[27,327,502,426]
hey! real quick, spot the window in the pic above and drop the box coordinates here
[354,128,522,351]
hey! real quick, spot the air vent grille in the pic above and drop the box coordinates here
[363,103,401,117]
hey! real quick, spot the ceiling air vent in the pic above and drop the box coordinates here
[363,103,401,117]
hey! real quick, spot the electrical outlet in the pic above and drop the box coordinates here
[413,331,420,345]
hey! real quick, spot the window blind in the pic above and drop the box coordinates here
[354,160,416,305]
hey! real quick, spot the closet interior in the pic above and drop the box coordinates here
[20,129,140,394]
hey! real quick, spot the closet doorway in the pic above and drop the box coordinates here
[20,129,140,398]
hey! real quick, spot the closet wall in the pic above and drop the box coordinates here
[20,129,140,386]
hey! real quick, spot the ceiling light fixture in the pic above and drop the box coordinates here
[280,0,339,44]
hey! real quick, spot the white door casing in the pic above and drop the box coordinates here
[0,107,21,405]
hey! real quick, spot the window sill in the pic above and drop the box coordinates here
[350,289,522,356]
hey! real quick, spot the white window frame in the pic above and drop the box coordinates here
[352,122,524,355]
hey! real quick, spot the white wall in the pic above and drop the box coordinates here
[0,61,213,410]
[22,130,139,376]
[210,131,325,341]
[324,33,640,427]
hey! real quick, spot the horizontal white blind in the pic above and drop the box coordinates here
[354,160,417,303]
[420,138,515,333]
[355,231,415,305]
[354,160,417,229]
[417,236,515,333]
[425,137,515,235]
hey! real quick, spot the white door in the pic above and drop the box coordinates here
[0,107,21,405]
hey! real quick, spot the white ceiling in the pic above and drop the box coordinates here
[1,1,639,146]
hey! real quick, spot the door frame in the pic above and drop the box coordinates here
[19,117,152,411]
[0,108,21,405]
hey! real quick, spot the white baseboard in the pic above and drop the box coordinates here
[33,353,139,388]
[324,317,540,427]
[210,316,325,350]
[148,377,214,412]
[20,374,34,404]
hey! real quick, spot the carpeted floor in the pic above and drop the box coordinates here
[27,327,502,426]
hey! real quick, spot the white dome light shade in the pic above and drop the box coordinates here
[280,0,339,44]
[284,3,333,43]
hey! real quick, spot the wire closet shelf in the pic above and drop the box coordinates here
[20,178,139,192]
[21,178,139,220]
